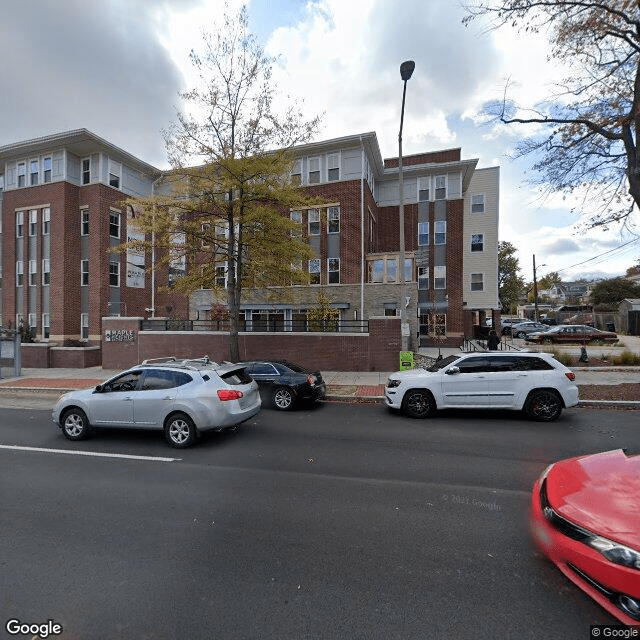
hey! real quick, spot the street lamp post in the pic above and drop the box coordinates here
[398,60,415,351]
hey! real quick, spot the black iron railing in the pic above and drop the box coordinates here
[141,319,369,333]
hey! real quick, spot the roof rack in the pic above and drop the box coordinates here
[139,355,219,370]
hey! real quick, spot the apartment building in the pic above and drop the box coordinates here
[1,129,499,349]
[0,129,185,344]
[192,132,500,348]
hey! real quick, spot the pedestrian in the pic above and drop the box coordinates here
[487,330,500,351]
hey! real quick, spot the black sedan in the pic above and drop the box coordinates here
[240,360,327,410]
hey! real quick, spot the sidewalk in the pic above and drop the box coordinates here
[0,357,639,408]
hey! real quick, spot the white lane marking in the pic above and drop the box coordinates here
[0,444,180,462]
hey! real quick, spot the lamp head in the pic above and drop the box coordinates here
[400,60,415,81]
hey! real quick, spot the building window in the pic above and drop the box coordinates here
[471,273,484,291]
[81,260,89,286]
[215,264,226,287]
[109,211,121,238]
[16,261,24,286]
[384,307,397,317]
[425,313,447,336]
[43,157,52,183]
[291,159,302,185]
[328,206,340,234]
[29,260,37,286]
[0,173,4,192]
[309,258,321,284]
[370,259,384,283]
[418,267,429,290]
[82,158,91,185]
[108,160,121,189]
[328,258,340,284]
[42,259,50,285]
[434,265,446,289]
[42,313,50,340]
[81,209,89,235]
[16,211,24,237]
[30,159,39,186]
[17,162,26,187]
[28,314,37,336]
[328,154,340,181]
[471,234,484,252]
[418,221,429,246]
[471,194,485,214]
[81,313,89,339]
[43,208,50,235]
[435,175,446,200]
[308,209,320,236]
[109,262,120,287]
[418,176,430,201]
[308,157,320,184]
[434,220,446,245]
[290,210,302,237]
[29,209,38,236]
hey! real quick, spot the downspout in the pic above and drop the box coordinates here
[360,137,365,324]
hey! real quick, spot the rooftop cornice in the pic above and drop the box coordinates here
[0,128,162,175]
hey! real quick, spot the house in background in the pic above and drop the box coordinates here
[539,281,594,305]
[1,129,500,351]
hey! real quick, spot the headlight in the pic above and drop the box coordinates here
[387,379,401,388]
[587,536,640,569]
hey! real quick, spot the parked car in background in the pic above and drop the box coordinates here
[540,317,558,326]
[510,321,550,339]
[526,324,618,344]
[498,317,524,336]
[531,449,640,625]
[52,357,261,448]
[240,360,326,410]
[385,351,578,422]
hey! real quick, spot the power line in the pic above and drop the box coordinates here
[553,237,639,275]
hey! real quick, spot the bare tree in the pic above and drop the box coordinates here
[464,1,640,229]
[126,3,322,361]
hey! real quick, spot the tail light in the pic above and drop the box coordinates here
[307,375,315,386]
[565,372,575,381]
[217,389,244,401]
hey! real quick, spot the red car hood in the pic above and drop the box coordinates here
[546,449,640,549]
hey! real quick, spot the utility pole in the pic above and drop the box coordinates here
[532,255,539,322]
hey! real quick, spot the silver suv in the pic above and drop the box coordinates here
[52,357,261,448]
[385,352,578,422]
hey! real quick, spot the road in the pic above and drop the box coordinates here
[1,401,637,640]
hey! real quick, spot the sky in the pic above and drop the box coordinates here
[2,0,639,282]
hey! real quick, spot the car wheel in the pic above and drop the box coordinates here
[61,407,91,441]
[402,389,436,419]
[515,331,526,339]
[525,390,563,422]
[164,412,197,448]
[273,386,295,410]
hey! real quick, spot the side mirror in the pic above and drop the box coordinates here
[94,384,104,393]
[445,366,460,375]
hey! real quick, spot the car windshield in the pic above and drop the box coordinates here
[427,355,460,372]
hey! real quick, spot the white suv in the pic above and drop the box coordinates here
[385,352,579,422]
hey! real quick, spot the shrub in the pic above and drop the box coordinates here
[551,349,573,366]
[612,350,640,366]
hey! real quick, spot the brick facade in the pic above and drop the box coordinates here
[1,129,499,365]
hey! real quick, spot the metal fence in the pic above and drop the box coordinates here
[141,319,370,333]
[0,329,21,378]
